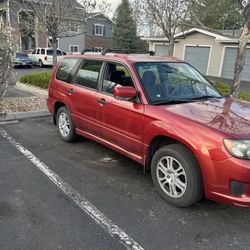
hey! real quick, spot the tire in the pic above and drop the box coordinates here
[39,60,43,67]
[56,106,77,142]
[151,144,203,207]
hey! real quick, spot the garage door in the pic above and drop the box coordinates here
[155,44,169,56]
[221,47,250,81]
[184,46,210,75]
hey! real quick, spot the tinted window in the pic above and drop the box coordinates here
[56,58,79,83]
[41,49,45,55]
[75,61,102,89]
[47,49,62,56]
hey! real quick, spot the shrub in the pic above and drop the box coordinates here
[20,71,53,89]
[213,81,250,102]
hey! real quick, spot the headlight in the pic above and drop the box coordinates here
[223,139,250,159]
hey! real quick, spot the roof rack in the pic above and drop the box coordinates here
[101,48,155,56]
[81,47,103,54]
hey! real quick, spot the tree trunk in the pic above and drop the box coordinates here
[168,37,175,56]
[231,33,248,97]
[52,36,57,69]
[231,2,250,98]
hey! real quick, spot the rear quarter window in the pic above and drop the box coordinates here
[56,58,79,83]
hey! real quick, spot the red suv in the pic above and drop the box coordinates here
[47,50,250,207]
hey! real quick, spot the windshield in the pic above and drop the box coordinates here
[135,62,222,104]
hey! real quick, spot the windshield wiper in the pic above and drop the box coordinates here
[189,95,222,100]
[154,99,193,105]
[153,95,222,105]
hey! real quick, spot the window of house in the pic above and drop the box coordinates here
[56,58,79,83]
[69,45,79,53]
[74,61,103,89]
[94,24,104,36]
[70,22,79,33]
[48,37,59,48]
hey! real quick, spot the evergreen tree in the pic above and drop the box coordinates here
[112,0,139,50]
[188,0,242,30]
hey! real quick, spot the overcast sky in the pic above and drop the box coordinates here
[97,0,121,17]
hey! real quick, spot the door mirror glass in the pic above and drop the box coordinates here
[114,86,137,100]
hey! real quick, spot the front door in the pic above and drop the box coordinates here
[96,62,144,158]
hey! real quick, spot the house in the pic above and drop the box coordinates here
[59,12,113,53]
[142,28,250,81]
[0,1,113,54]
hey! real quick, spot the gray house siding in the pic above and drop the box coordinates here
[86,17,113,38]
[58,25,85,53]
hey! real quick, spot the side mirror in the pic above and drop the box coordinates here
[114,86,137,100]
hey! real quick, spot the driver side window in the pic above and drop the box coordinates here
[102,63,134,95]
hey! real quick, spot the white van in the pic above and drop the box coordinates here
[29,48,64,67]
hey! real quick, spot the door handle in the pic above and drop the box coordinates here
[97,98,108,105]
[66,88,75,95]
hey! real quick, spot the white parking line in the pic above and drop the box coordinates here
[0,128,144,250]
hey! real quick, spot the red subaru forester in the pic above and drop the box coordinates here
[47,50,250,207]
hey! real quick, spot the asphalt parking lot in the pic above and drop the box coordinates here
[0,116,250,250]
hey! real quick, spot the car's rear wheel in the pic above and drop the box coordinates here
[39,59,43,67]
[56,106,77,142]
[151,144,203,207]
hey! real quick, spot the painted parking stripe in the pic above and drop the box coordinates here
[0,128,144,250]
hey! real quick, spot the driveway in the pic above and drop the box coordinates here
[0,116,250,250]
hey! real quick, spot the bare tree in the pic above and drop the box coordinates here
[0,24,16,99]
[17,0,110,67]
[134,0,190,56]
[231,0,250,97]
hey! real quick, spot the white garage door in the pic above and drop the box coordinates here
[184,46,210,75]
[155,44,169,56]
[221,47,250,81]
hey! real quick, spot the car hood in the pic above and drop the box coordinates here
[162,97,250,138]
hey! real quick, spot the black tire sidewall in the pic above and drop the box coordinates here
[56,107,76,142]
[151,144,203,207]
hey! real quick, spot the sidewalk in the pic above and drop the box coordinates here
[0,82,49,122]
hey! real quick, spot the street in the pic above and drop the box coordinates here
[0,116,250,250]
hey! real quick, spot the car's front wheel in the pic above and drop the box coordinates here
[151,144,203,207]
[56,106,77,142]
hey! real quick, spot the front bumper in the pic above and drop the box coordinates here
[198,155,250,207]
[14,61,32,66]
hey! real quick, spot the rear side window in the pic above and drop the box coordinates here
[47,49,62,56]
[74,61,102,89]
[41,49,45,55]
[56,58,79,83]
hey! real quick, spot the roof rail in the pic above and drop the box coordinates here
[101,48,155,56]
[81,47,103,54]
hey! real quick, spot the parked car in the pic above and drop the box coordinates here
[47,50,250,208]
[29,47,64,67]
[13,52,32,68]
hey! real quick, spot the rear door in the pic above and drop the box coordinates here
[70,60,103,135]
[95,62,144,158]
[54,58,103,136]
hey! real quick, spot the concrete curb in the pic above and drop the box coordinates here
[0,110,50,122]
[15,82,48,96]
